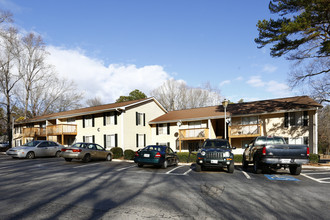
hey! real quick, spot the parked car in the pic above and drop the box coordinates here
[242,136,309,175]
[6,140,63,159]
[60,142,113,162]
[196,139,235,173]
[0,142,10,152]
[134,145,179,168]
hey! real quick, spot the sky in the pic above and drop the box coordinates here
[0,0,298,104]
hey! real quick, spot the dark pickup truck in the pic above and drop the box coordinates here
[242,136,309,175]
[196,139,235,173]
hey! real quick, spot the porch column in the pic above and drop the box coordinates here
[208,119,211,139]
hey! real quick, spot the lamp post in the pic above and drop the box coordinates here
[222,99,228,139]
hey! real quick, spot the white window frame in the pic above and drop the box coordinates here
[85,135,93,143]
[84,116,93,127]
[138,134,145,148]
[106,134,116,148]
[105,113,115,125]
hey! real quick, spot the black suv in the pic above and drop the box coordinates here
[196,139,235,173]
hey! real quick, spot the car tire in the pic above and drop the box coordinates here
[174,158,179,166]
[289,165,302,175]
[195,164,202,172]
[253,159,262,174]
[26,151,35,159]
[242,155,249,169]
[82,154,91,163]
[162,160,168,169]
[227,162,234,173]
[55,151,61,157]
[138,163,143,168]
[65,158,72,162]
[105,154,112,161]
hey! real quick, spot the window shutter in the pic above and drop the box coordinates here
[143,113,146,126]
[167,123,170,135]
[144,134,146,147]
[115,134,118,147]
[156,124,159,135]
[92,115,95,127]
[136,134,139,148]
[303,111,308,126]
[83,116,85,128]
[104,135,106,148]
[83,136,85,142]
[92,135,95,143]
[114,112,117,125]
[103,113,106,126]
[284,113,289,128]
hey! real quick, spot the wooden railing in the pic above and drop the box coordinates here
[229,123,261,137]
[47,124,77,136]
[23,124,77,137]
[179,128,209,140]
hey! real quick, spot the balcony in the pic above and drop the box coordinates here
[23,124,77,137]
[47,124,77,136]
[229,123,261,138]
[179,128,209,140]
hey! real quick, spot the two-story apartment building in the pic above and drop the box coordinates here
[12,96,322,154]
[13,98,167,151]
[149,96,322,154]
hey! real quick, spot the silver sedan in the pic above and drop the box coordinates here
[60,142,113,162]
[6,140,63,159]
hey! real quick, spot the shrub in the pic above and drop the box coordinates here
[233,154,243,163]
[177,152,197,163]
[309,153,319,164]
[110,147,123,159]
[124,149,135,160]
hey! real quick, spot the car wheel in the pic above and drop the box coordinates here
[174,158,179,166]
[195,164,202,172]
[105,154,112,161]
[65,158,72,162]
[55,151,61,157]
[138,163,143,168]
[162,160,168,169]
[242,155,249,169]
[253,160,262,174]
[82,154,91,163]
[26,152,35,159]
[289,165,302,175]
[227,162,234,173]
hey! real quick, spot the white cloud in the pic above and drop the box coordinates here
[246,76,290,97]
[262,64,278,73]
[46,46,171,103]
[247,76,265,87]
[235,76,243,81]
[220,80,231,87]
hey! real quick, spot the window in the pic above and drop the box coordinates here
[14,126,22,134]
[156,123,170,135]
[188,121,207,129]
[136,112,145,126]
[104,112,117,126]
[303,137,309,145]
[241,116,259,135]
[285,111,308,127]
[104,134,117,148]
[84,135,94,143]
[136,134,146,148]
[84,115,93,128]
[242,116,258,125]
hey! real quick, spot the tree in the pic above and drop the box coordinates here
[318,106,330,155]
[116,89,147,103]
[151,79,222,111]
[85,97,103,107]
[255,0,330,103]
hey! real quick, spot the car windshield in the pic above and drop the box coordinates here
[23,141,41,147]
[255,137,285,145]
[202,140,230,149]
[71,143,88,148]
[143,146,164,152]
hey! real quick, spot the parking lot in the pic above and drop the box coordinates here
[0,155,330,219]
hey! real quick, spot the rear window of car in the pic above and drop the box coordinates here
[71,143,88,148]
[144,146,165,152]
[255,137,285,145]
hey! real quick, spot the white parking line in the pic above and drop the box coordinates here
[73,163,100,169]
[301,173,330,183]
[239,168,251,179]
[116,165,137,171]
[183,168,192,175]
[166,165,184,174]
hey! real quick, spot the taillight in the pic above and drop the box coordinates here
[135,151,139,157]
[72,149,82,152]
[154,152,161,158]
[61,148,66,152]
[262,147,266,156]
[307,147,310,156]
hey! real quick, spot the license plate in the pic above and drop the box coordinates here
[281,159,291,163]
[144,154,150,158]
[211,160,218,164]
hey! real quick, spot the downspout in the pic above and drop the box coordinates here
[315,108,318,154]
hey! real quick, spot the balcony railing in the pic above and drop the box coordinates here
[47,124,77,136]
[229,123,261,137]
[23,124,77,137]
[179,128,209,140]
